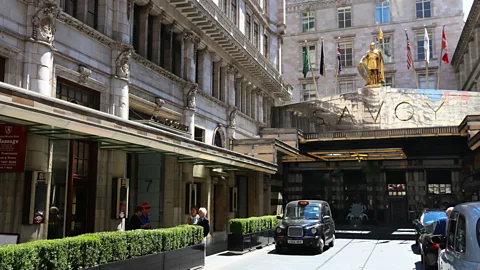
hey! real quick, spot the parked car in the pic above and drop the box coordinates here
[433,202,480,270]
[412,209,447,247]
[274,200,335,254]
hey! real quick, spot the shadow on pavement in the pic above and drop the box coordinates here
[267,247,332,256]
[217,252,242,256]
[414,261,424,270]
[335,225,416,241]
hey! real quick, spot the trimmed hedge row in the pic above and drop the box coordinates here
[0,225,203,270]
[229,215,278,234]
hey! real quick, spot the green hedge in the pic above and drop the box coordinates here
[229,215,278,234]
[0,225,203,270]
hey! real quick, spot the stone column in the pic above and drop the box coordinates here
[262,92,268,124]
[250,86,257,120]
[183,31,200,82]
[111,46,132,119]
[197,48,212,94]
[235,74,243,109]
[184,83,198,139]
[212,53,221,99]
[257,91,264,123]
[220,62,229,103]
[114,0,130,44]
[267,97,273,127]
[174,31,184,78]
[241,79,248,113]
[151,12,164,65]
[138,5,150,58]
[25,2,62,96]
[227,106,237,149]
[256,172,264,216]
[227,65,237,106]
[246,83,252,117]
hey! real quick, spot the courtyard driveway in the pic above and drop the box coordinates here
[206,239,423,270]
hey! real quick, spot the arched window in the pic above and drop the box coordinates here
[214,130,223,147]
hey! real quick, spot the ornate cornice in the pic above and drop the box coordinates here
[452,0,480,69]
[57,12,115,47]
[132,53,187,86]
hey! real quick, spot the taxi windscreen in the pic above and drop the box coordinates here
[284,203,321,220]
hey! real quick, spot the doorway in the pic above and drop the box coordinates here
[236,176,248,218]
[213,184,226,231]
[48,140,97,238]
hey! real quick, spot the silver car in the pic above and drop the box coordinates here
[434,202,480,270]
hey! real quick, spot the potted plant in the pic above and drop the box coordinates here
[227,215,277,254]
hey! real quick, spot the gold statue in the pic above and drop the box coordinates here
[357,42,385,87]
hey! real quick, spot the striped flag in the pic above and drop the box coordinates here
[337,43,342,74]
[441,28,449,64]
[405,31,413,70]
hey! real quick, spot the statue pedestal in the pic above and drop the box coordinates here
[365,84,382,88]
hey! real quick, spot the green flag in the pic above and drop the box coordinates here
[303,47,310,78]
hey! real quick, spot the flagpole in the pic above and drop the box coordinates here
[437,25,445,90]
[335,37,340,95]
[322,37,327,97]
[425,26,429,89]
[305,40,319,99]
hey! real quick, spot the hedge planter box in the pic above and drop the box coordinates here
[81,244,204,270]
[227,230,274,254]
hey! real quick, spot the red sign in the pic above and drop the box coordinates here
[0,124,28,173]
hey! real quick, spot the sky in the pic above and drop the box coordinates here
[464,0,474,21]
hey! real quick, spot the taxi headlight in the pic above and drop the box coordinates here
[311,228,317,235]
[276,227,282,233]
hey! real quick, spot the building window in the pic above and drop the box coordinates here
[418,73,436,89]
[417,32,433,61]
[222,0,228,14]
[301,11,315,32]
[384,76,394,87]
[62,0,77,17]
[147,15,153,61]
[303,45,316,69]
[214,130,223,148]
[253,22,260,48]
[339,41,353,67]
[231,0,237,25]
[387,184,406,196]
[338,7,352,28]
[194,127,205,142]
[416,0,431,18]
[185,183,201,215]
[0,57,5,82]
[338,80,354,94]
[263,0,268,13]
[245,14,252,41]
[303,83,317,101]
[427,184,452,194]
[263,34,269,58]
[56,78,100,110]
[86,0,98,29]
[132,5,140,52]
[376,1,390,23]
[376,36,393,63]
[455,215,466,253]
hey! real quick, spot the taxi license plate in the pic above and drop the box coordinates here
[287,240,303,244]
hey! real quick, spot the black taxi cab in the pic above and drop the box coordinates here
[274,200,335,254]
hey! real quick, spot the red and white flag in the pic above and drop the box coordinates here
[441,28,449,64]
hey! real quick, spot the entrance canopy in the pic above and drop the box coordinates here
[0,82,277,174]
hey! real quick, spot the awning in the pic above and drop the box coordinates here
[0,82,277,174]
[232,138,299,164]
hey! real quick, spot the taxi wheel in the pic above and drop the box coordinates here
[315,238,325,254]
[328,235,335,248]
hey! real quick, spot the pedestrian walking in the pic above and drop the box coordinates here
[127,206,151,230]
[139,202,152,229]
[197,207,210,258]
[187,205,200,225]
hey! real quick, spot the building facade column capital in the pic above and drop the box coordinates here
[210,51,222,62]
[226,65,238,75]
[183,30,200,45]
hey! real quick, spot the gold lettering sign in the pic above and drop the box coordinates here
[337,106,355,125]
[425,101,444,119]
[366,101,384,123]
[395,102,414,121]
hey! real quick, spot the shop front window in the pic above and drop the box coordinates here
[387,184,406,196]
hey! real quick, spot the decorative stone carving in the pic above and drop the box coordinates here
[227,65,238,75]
[146,1,155,14]
[31,0,61,48]
[154,97,165,111]
[228,107,237,128]
[211,52,222,62]
[115,49,133,79]
[78,65,92,84]
[186,84,198,110]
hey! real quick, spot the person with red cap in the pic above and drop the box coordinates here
[139,202,152,229]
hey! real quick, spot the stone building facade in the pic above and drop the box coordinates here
[452,0,480,91]
[0,0,293,243]
[282,0,464,102]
